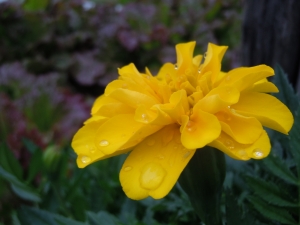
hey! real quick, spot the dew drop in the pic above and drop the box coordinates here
[89,147,96,153]
[174,64,178,70]
[141,113,148,122]
[186,121,196,132]
[204,52,207,58]
[99,140,109,147]
[183,151,191,159]
[81,156,91,164]
[140,162,166,190]
[238,150,248,159]
[198,69,201,74]
[252,148,264,159]
[230,108,236,114]
[157,154,165,160]
[225,76,231,82]
[224,139,234,150]
[147,139,155,146]
[124,166,132,171]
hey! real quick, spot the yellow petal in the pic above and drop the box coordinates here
[195,85,240,114]
[72,121,106,168]
[134,105,173,126]
[159,90,189,123]
[94,102,134,118]
[91,95,119,115]
[156,63,177,82]
[209,130,271,160]
[219,65,274,91]
[94,114,162,155]
[175,41,196,71]
[201,43,228,83]
[119,125,195,200]
[107,88,158,108]
[180,109,221,149]
[233,92,294,134]
[249,81,279,93]
[215,108,263,144]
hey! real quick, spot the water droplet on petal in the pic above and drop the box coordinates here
[141,113,149,122]
[147,139,155,146]
[204,52,207,58]
[124,166,132,171]
[99,140,109,147]
[174,64,178,70]
[81,156,91,164]
[238,149,248,159]
[140,162,166,190]
[225,76,231,82]
[157,154,165,160]
[89,147,96,153]
[186,121,196,132]
[252,148,264,159]
[230,108,236,114]
[183,151,191,159]
[224,139,234,149]
[198,69,201,74]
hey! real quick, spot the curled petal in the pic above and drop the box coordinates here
[176,41,196,71]
[107,88,158,108]
[249,79,279,93]
[195,86,240,114]
[134,105,173,126]
[91,96,118,115]
[159,90,189,123]
[215,109,263,144]
[72,120,106,168]
[120,125,195,200]
[201,43,228,83]
[94,114,162,155]
[233,92,294,134]
[209,130,271,160]
[180,109,221,149]
[218,65,274,91]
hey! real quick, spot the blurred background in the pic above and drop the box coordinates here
[0,0,299,224]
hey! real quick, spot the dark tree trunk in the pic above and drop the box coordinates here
[242,0,300,89]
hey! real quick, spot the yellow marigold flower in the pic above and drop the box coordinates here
[72,41,294,200]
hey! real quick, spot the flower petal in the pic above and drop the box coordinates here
[215,108,263,144]
[233,92,294,134]
[195,85,240,114]
[209,130,271,160]
[175,41,196,71]
[249,80,279,93]
[107,88,158,108]
[159,90,189,123]
[72,120,106,168]
[134,105,173,126]
[95,114,162,155]
[120,125,196,200]
[201,43,228,83]
[91,96,119,115]
[180,109,221,149]
[218,65,274,91]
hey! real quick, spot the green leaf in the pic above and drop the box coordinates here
[0,142,23,180]
[17,206,56,225]
[87,211,124,225]
[26,150,43,183]
[22,138,39,154]
[288,106,300,165]
[178,146,226,225]
[225,190,246,225]
[246,176,298,207]
[0,166,41,202]
[273,65,299,114]
[17,206,87,225]
[23,0,49,11]
[247,196,297,225]
[263,154,298,185]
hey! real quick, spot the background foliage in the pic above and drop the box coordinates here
[1,0,299,225]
